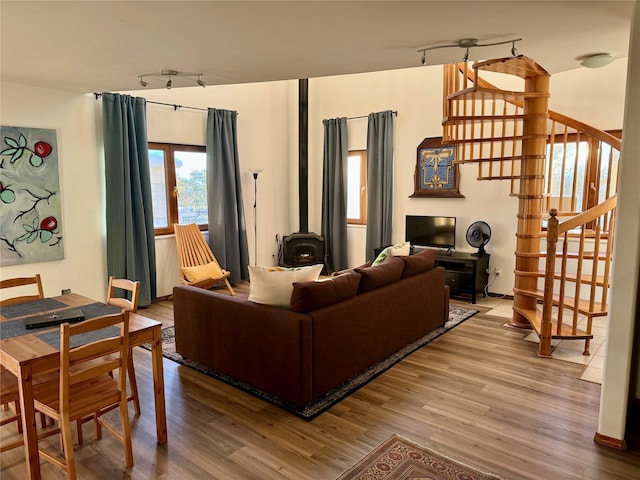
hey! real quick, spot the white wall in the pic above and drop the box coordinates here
[0,84,107,302]
[598,1,640,440]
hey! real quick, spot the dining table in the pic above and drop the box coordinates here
[0,292,167,480]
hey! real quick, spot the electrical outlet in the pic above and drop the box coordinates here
[495,267,502,277]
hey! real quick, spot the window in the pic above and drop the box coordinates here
[347,150,367,225]
[148,143,207,235]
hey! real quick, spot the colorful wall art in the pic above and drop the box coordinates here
[0,125,64,266]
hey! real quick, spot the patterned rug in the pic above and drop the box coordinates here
[141,306,478,419]
[337,434,506,480]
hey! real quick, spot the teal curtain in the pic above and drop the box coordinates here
[365,110,395,261]
[102,93,156,306]
[206,108,249,282]
[321,117,348,273]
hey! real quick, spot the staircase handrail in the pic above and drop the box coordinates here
[555,194,618,235]
[539,194,617,356]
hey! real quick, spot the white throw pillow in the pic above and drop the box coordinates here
[248,264,323,308]
[372,242,410,266]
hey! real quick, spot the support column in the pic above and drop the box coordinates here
[510,74,550,328]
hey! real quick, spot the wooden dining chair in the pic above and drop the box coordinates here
[33,311,134,480]
[77,277,141,445]
[0,273,54,437]
[0,274,44,306]
[174,223,235,295]
[106,277,141,416]
[0,369,23,451]
[1,369,60,454]
[106,277,141,313]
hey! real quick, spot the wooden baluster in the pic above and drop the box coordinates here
[539,209,559,357]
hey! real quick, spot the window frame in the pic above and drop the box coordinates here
[148,142,207,236]
[347,149,368,226]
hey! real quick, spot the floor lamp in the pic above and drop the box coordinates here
[249,169,263,265]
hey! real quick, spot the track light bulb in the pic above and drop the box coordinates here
[166,78,172,89]
[511,42,519,57]
[139,77,148,87]
[197,78,206,87]
[462,48,470,62]
[421,51,426,65]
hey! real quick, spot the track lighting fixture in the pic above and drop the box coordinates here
[136,69,207,89]
[417,37,523,66]
[511,41,519,57]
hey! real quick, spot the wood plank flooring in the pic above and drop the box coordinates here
[2,290,640,479]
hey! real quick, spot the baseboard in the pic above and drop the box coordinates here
[594,432,627,450]
[486,292,514,300]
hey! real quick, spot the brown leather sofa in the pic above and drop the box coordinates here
[173,249,449,408]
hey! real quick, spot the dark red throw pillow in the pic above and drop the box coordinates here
[400,248,436,278]
[290,271,361,313]
[354,256,404,294]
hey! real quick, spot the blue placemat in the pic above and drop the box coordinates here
[0,298,67,319]
[37,325,121,350]
[0,302,122,341]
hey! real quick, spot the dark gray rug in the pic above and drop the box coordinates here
[140,306,478,420]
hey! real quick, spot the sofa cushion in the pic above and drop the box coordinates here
[290,271,361,313]
[400,248,436,278]
[372,241,411,265]
[248,264,323,308]
[181,261,224,283]
[354,256,404,293]
[332,261,370,277]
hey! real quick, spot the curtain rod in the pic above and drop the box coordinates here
[94,93,208,112]
[347,110,398,121]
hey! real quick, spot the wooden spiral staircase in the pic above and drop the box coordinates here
[442,56,620,357]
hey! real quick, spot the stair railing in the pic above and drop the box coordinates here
[444,63,621,214]
[539,194,617,356]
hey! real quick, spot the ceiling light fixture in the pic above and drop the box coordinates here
[137,69,207,89]
[418,37,522,66]
[580,53,614,68]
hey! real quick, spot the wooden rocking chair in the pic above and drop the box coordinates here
[174,223,235,295]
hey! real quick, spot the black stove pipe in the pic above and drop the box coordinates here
[298,78,309,233]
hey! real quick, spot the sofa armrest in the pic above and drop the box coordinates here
[173,285,313,406]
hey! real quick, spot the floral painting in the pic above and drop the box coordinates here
[0,125,64,266]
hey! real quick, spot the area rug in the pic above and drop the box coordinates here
[141,306,477,420]
[337,434,506,480]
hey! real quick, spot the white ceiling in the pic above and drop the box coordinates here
[0,1,635,93]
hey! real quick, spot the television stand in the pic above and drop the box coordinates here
[433,251,490,304]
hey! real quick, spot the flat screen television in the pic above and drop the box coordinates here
[405,215,456,249]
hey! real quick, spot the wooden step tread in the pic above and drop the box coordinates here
[442,113,548,124]
[513,307,593,340]
[453,155,524,164]
[513,288,608,317]
[514,270,609,287]
[448,87,550,102]
[472,56,550,79]
[443,134,545,144]
[517,251,611,260]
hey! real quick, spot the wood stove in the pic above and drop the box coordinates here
[282,232,325,268]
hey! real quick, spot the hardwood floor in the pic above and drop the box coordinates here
[2,292,640,479]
